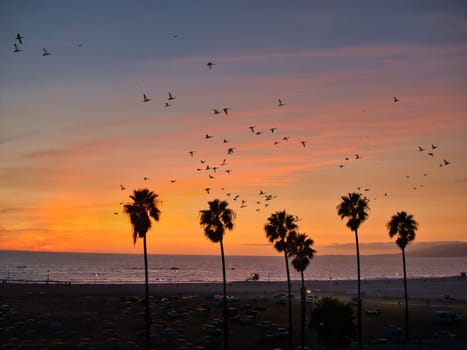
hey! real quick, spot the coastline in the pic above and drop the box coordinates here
[2,276,466,300]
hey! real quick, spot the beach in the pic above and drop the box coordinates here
[1,277,466,349]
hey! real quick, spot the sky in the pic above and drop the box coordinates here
[1,1,466,256]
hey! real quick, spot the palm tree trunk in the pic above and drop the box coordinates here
[300,270,306,350]
[402,247,409,342]
[355,229,362,346]
[284,249,293,350]
[220,239,229,350]
[143,235,151,349]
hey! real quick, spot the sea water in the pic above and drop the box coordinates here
[0,250,465,284]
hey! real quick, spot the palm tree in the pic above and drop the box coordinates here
[387,211,418,342]
[287,232,316,350]
[199,199,236,350]
[123,188,161,349]
[336,192,369,345]
[264,210,299,350]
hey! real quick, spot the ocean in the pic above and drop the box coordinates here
[0,250,466,284]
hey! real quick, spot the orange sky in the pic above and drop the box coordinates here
[1,2,466,256]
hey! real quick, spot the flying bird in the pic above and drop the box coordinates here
[393,96,399,102]
[188,151,195,157]
[249,126,256,133]
[270,128,277,133]
[143,94,151,102]
[223,138,229,143]
[204,188,211,194]
[120,184,126,190]
[443,159,451,166]
[428,152,434,157]
[227,148,235,154]
[300,141,306,147]
[213,109,221,115]
[16,33,24,44]
[168,92,175,100]
[418,146,425,152]
[282,136,290,141]
[431,144,437,149]
[278,99,285,107]
[207,62,215,70]
[42,48,51,56]
[355,154,360,159]
[170,179,176,183]
[14,43,22,53]
[164,102,171,107]
[222,108,230,115]
[205,134,213,139]
[144,177,149,181]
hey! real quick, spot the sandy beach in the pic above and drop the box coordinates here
[1,277,466,349]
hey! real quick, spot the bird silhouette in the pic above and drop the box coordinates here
[144,177,149,181]
[227,148,235,154]
[355,154,360,159]
[188,151,195,157]
[213,109,221,115]
[222,108,230,115]
[270,128,277,133]
[16,33,24,44]
[223,138,229,143]
[42,48,51,56]
[431,144,437,149]
[418,146,425,152]
[393,96,399,102]
[170,179,176,183]
[443,159,451,166]
[164,102,171,107]
[14,43,22,53]
[143,94,151,102]
[120,184,126,190]
[282,136,290,141]
[300,141,306,147]
[207,62,215,70]
[168,92,175,100]
[204,188,211,194]
[428,152,434,157]
[278,99,285,107]
[249,126,256,133]
[205,134,213,139]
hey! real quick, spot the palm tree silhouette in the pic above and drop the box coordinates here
[123,188,161,349]
[387,211,418,342]
[264,210,299,350]
[199,199,236,350]
[337,192,369,345]
[287,231,316,350]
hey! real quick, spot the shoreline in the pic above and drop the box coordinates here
[2,276,466,300]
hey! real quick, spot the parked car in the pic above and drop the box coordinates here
[434,311,463,324]
[365,308,381,315]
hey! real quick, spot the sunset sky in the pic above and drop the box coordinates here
[1,1,466,256]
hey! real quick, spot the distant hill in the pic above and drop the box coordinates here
[408,242,467,257]
[320,241,467,257]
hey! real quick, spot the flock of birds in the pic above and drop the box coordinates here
[10,32,452,217]
[114,65,452,215]
[13,33,52,56]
